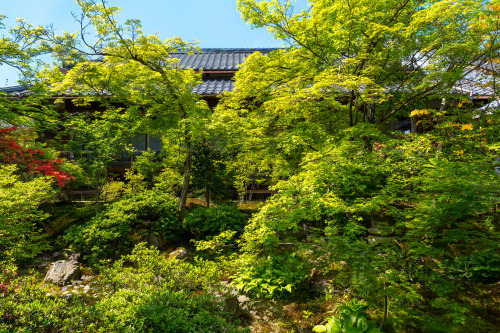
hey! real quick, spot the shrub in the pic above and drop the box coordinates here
[0,127,74,187]
[191,142,235,205]
[446,251,500,284]
[92,243,248,332]
[232,252,310,298]
[0,258,94,332]
[0,245,248,332]
[154,167,183,194]
[0,165,54,262]
[313,301,382,333]
[64,190,180,264]
[183,205,247,240]
[94,289,247,333]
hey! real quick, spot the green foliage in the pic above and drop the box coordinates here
[183,205,247,240]
[232,252,309,298]
[191,142,235,205]
[100,180,126,202]
[64,190,180,264]
[240,124,389,253]
[94,290,246,333]
[67,112,135,212]
[193,230,238,256]
[1,1,500,331]
[0,244,247,333]
[214,0,500,190]
[131,149,163,184]
[0,165,54,262]
[35,0,212,218]
[235,116,500,320]
[446,251,500,284]
[313,301,382,333]
[101,243,221,295]
[123,149,163,195]
[91,243,247,333]
[123,167,147,196]
[0,258,94,332]
[154,167,183,194]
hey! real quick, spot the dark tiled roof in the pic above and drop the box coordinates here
[452,82,494,97]
[171,48,275,71]
[1,49,274,96]
[478,99,500,112]
[452,79,495,97]
[0,85,30,95]
[0,80,235,96]
[475,60,500,74]
[447,68,495,97]
[193,78,234,95]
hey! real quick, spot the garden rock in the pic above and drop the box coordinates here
[44,253,81,285]
[367,227,395,236]
[367,227,396,243]
[169,247,190,260]
[367,235,396,243]
[214,281,251,315]
[134,228,167,249]
[81,275,94,282]
[145,233,167,249]
[309,279,330,294]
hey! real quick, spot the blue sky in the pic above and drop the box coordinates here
[1,0,309,86]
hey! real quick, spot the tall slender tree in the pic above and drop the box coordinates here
[213,0,500,184]
[26,0,210,219]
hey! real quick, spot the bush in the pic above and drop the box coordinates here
[0,244,248,333]
[313,301,382,333]
[92,243,247,332]
[0,257,94,332]
[446,251,500,284]
[0,165,54,262]
[232,252,310,298]
[64,189,180,264]
[183,205,247,240]
[94,289,246,333]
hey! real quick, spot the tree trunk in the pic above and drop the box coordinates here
[95,188,100,215]
[411,116,417,134]
[367,103,376,124]
[380,295,388,331]
[178,134,192,221]
[95,170,106,215]
[353,93,359,125]
[348,90,355,126]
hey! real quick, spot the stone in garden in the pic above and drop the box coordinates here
[44,253,81,285]
[367,226,396,243]
[367,227,395,236]
[367,235,396,243]
[309,279,330,294]
[145,233,167,249]
[169,247,190,260]
[81,275,94,282]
